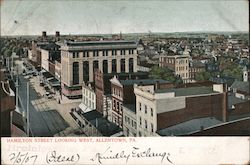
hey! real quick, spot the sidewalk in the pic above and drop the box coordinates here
[29,75,84,136]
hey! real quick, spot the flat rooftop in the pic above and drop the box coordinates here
[157,117,223,136]
[155,86,218,96]
[120,79,169,86]
[64,40,137,46]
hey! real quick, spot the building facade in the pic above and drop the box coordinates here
[134,84,227,136]
[60,40,138,98]
[159,54,190,83]
[123,105,137,137]
[80,82,96,112]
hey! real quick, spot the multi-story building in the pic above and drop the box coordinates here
[134,84,227,136]
[60,40,138,98]
[94,69,149,117]
[123,104,137,137]
[110,76,173,128]
[79,82,96,113]
[159,54,190,83]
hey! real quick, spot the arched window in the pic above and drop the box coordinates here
[103,60,108,73]
[129,58,134,72]
[93,60,99,73]
[72,62,79,85]
[120,59,125,73]
[112,59,117,73]
[83,61,89,82]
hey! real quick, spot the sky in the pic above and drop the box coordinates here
[0,0,249,36]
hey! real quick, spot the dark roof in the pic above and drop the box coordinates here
[227,94,247,109]
[40,42,60,51]
[120,79,169,86]
[42,72,54,79]
[155,86,217,96]
[89,118,122,136]
[157,117,222,136]
[231,80,249,94]
[82,110,103,121]
[123,104,136,113]
[209,76,235,87]
[65,40,137,47]
[12,111,25,131]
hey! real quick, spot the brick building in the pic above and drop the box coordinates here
[110,76,173,128]
[134,84,227,136]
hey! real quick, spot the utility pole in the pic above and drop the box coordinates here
[15,67,19,111]
[26,82,30,137]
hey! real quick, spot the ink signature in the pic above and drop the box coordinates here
[90,146,173,164]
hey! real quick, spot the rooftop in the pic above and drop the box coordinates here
[119,79,169,86]
[231,80,249,94]
[82,110,103,121]
[157,117,223,136]
[64,40,137,47]
[155,86,217,96]
[123,104,136,113]
[89,118,122,137]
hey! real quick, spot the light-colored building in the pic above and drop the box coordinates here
[79,82,96,113]
[41,49,49,71]
[159,54,190,83]
[60,40,138,98]
[134,84,227,136]
[123,104,137,137]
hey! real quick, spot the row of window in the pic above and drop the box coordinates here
[139,117,154,133]
[72,49,135,58]
[176,66,188,71]
[124,116,137,129]
[82,96,95,109]
[139,102,154,117]
[112,87,122,98]
[113,99,123,113]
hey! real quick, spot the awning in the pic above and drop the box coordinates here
[78,103,93,113]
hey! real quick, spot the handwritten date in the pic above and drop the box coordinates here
[9,152,38,165]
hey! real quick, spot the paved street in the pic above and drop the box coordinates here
[16,60,84,137]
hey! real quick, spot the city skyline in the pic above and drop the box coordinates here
[1,0,249,36]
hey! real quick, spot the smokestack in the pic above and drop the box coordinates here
[55,31,60,37]
[42,31,47,37]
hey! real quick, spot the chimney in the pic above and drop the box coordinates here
[42,31,47,37]
[55,31,60,37]
[155,80,160,90]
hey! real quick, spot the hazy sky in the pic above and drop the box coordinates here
[0,0,249,36]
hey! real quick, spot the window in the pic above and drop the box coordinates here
[93,50,99,57]
[145,105,147,114]
[120,49,126,55]
[113,99,116,109]
[102,50,108,56]
[83,51,89,57]
[151,123,154,132]
[151,108,153,117]
[72,52,79,58]
[112,50,117,56]
[139,131,142,137]
[129,49,134,54]
[139,117,141,125]
[145,120,147,129]
[117,101,119,110]
[139,102,142,111]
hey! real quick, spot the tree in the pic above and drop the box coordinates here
[195,71,211,81]
[149,66,183,84]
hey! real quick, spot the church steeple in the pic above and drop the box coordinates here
[243,66,248,82]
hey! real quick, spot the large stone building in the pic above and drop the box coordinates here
[60,40,138,98]
[159,54,190,83]
[134,84,227,136]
